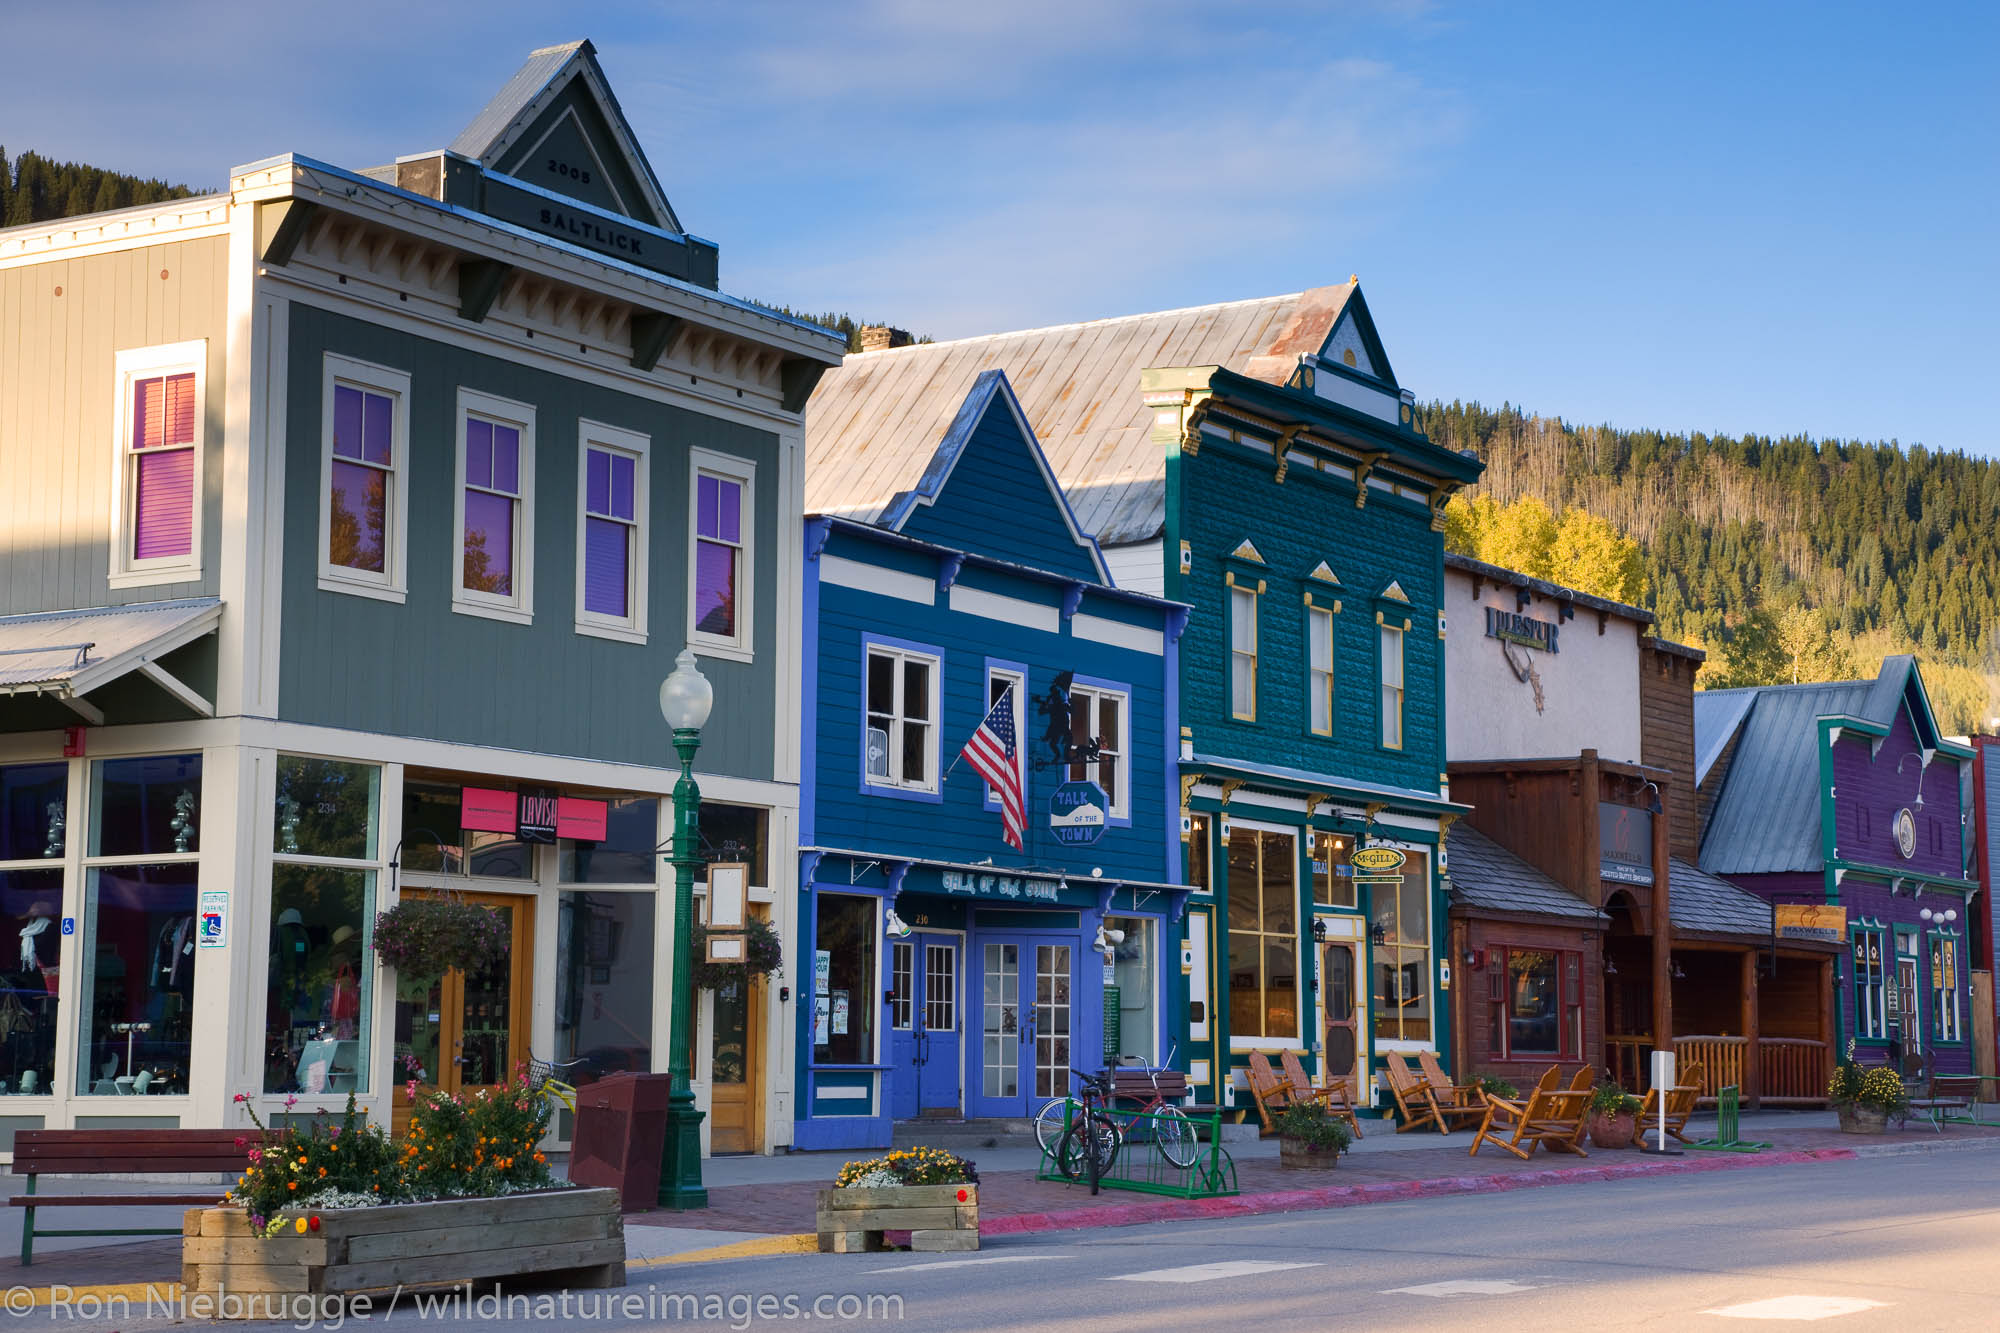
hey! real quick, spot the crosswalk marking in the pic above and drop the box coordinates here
[1386,1279,1545,1297]
[1108,1260,1321,1284]
[1703,1296,1889,1321]
[870,1255,1071,1274]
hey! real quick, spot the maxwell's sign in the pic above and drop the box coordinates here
[1485,606,1560,654]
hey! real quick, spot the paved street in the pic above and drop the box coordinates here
[8,1147,1996,1329]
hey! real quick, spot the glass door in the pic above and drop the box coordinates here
[1031,943,1072,1104]
[973,941,1021,1115]
[969,935,1073,1116]
[1320,941,1363,1104]
[392,891,533,1134]
[708,905,766,1154]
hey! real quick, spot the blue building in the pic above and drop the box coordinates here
[794,370,1191,1148]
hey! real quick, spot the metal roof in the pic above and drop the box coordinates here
[803,285,1357,546]
[1668,856,1774,938]
[1443,552,1656,628]
[1692,689,1758,785]
[1447,824,1607,922]
[0,599,221,700]
[1697,679,1872,875]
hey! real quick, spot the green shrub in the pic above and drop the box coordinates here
[1588,1081,1643,1116]
[1274,1104,1354,1153]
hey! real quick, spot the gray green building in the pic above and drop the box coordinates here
[0,41,841,1153]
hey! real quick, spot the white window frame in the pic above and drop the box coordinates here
[109,340,207,588]
[1380,622,1405,750]
[1854,928,1887,1041]
[1931,933,1961,1043]
[687,447,756,662]
[1068,681,1131,820]
[573,420,650,644]
[451,387,537,625]
[983,665,1028,813]
[864,643,942,794]
[1307,603,1335,737]
[1230,584,1258,721]
[317,353,411,603]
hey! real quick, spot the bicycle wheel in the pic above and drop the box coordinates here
[1057,1112,1121,1181]
[1151,1105,1199,1169]
[1033,1096,1073,1156]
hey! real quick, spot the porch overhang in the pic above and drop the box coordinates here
[1183,753,1470,821]
[0,599,222,727]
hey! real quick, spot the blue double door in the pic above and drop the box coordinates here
[888,932,963,1119]
[967,933,1076,1118]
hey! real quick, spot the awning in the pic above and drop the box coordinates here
[0,599,222,724]
[1447,824,1608,923]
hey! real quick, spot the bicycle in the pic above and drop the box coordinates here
[1054,1067,1123,1192]
[528,1055,587,1116]
[1035,1050,1198,1170]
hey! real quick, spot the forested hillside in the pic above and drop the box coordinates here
[0,149,200,225]
[1421,401,2000,731]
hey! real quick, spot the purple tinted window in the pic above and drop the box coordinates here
[491,425,519,493]
[329,460,387,572]
[134,449,194,560]
[334,385,393,464]
[696,474,740,543]
[462,490,514,594]
[694,541,736,637]
[465,419,494,489]
[362,392,393,464]
[584,517,630,617]
[609,454,635,521]
[333,385,363,460]
[586,449,611,516]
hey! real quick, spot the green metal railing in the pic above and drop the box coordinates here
[1036,1101,1238,1199]
[1684,1084,1770,1153]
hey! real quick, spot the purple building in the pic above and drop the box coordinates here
[1696,657,1976,1072]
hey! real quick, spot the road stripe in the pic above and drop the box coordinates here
[1703,1296,1889,1320]
[870,1255,1073,1274]
[1386,1279,1545,1297]
[1108,1260,1320,1284]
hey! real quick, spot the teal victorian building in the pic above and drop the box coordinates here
[809,287,1484,1117]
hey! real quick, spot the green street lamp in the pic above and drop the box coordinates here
[659,647,714,1210]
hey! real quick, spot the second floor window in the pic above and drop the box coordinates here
[454,391,535,622]
[865,644,939,794]
[576,424,649,641]
[1308,605,1335,736]
[319,354,409,600]
[1931,934,1960,1042]
[1067,683,1129,819]
[1230,585,1258,720]
[690,449,755,659]
[1380,623,1405,749]
[112,342,205,585]
[1853,930,1885,1040]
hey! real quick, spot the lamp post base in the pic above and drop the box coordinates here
[659,1105,710,1211]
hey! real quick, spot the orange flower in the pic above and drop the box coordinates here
[287,1182,297,1191]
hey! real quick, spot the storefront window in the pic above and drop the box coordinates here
[555,891,654,1083]
[265,867,371,1093]
[1227,828,1298,1041]
[400,780,531,878]
[701,804,769,886]
[1499,948,1582,1059]
[815,895,876,1065]
[1853,930,1886,1040]
[275,757,379,859]
[1312,831,1353,908]
[1104,915,1156,1064]
[560,797,659,884]
[0,870,62,1095]
[1,763,68,861]
[1370,851,1431,1042]
[1931,934,1960,1043]
[78,756,202,1095]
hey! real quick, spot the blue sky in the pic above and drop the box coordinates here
[10,2,1994,453]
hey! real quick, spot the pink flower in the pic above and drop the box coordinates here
[233,1093,247,1103]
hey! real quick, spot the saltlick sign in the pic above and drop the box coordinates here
[1485,606,1560,654]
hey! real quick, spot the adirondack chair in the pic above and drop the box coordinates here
[1281,1050,1361,1138]
[1415,1049,1486,1131]
[1635,1060,1705,1145]
[1382,1052,1447,1134]
[1470,1065,1592,1160]
[1244,1051,1295,1136]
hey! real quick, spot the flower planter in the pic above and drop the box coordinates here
[181,1188,623,1318]
[816,1184,978,1254]
[1836,1104,1889,1135]
[1278,1137,1343,1170]
[1589,1111,1638,1150]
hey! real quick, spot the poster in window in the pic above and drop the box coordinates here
[814,950,831,996]
[1398,961,1423,1008]
[831,989,850,1036]
[813,995,831,1045]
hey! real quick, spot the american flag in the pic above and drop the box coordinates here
[961,687,1025,850]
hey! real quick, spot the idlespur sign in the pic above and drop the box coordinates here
[1485,606,1560,653]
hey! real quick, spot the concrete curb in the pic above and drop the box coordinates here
[979,1148,1858,1237]
[1847,1135,2000,1158]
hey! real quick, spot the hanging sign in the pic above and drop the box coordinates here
[706,862,749,930]
[1774,904,1847,943]
[1050,780,1109,845]
[555,797,608,841]
[461,787,516,834]
[198,889,229,949]
[1599,803,1654,885]
[517,788,560,844]
[1351,846,1406,871]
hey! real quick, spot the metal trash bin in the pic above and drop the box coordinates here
[568,1071,674,1211]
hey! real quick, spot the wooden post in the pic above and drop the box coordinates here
[1819,955,1836,1087]
[1737,948,1761,1107]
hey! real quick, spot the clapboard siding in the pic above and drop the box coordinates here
[893,407,1102,583]
[1104,540,1164,596]
[277,303,779,780]
[0,237,228,615]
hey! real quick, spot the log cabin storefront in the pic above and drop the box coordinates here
[1441,556,1834,1102]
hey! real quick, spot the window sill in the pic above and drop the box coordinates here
[861,779,944,805]
[318,573,407,604]
[452,598,534,626]
[691,637,754,665]
[1227,1037,1305,1052]
[575,620,649,646]
[108,565,202,590]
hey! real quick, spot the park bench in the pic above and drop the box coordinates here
[10,1128,246,1265]
[1908,1071,1982,1133]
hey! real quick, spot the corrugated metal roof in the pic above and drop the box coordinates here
[1669,857,1773,938]
[1447,825,1607,922]
[0,599,221,695]
[1693,689,1758,785]
[451,43,582,159]
[803,284,1356,546]
[1698,679,1871,875]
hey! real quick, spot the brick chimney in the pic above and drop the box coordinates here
[857,325,913,352]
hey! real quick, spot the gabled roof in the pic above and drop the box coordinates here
[804,284,1359,546]
[1693,689,1757,786]
[1447,824,1607,922]
[450,40,682,233]
[1669,857,1774,938]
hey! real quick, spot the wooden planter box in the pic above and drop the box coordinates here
[816,1184,978,1254]
[1277,1138,1342,1170]
[182,1187,623,1316]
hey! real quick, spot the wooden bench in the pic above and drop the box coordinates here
[1909,1073,1982,1133]
[11,1129,247,1265]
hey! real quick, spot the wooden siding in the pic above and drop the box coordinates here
[0,236,228,614]
[278,303,780,780]
[1455,916,1603,1085]
[1829,707,1965,879]
[1174,440,1444,794]
[1640,644,1699,862]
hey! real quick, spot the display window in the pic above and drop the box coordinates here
[555,891,655,1085]
[814,895,877,1065]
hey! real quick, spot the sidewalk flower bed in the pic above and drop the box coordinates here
[1828,1055,1907,1134]
[818,1148,980,1254]
[1275,1104,1352,1170]
[1587,1082,1644,1150]
[184,1071,622,1315]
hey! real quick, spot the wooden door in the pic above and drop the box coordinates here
[1320,941,1363,1103]
[392,891,534,1135]
[706,907,766,1154]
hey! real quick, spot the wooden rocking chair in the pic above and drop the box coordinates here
[1415,1049,1487,1131]
[1382,1052,1447,1134]
[1244,1051,1295,1137]
[1470,1065,1591,1160]
[1281,1050,1362,1138]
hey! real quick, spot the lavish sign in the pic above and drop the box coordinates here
[1775,904,1848,943]
[1050,780,1109,846]
[517,788,561,844]
[1486,606,1560,654]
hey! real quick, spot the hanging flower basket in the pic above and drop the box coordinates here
[371,898,507,984]
[690,918,783,991]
